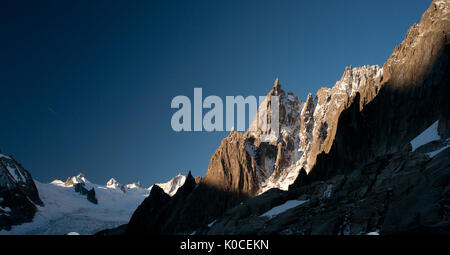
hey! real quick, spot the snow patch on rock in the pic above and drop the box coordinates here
[410,120,441,151]
[260,200,309,218]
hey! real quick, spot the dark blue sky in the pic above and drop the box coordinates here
[0,0,430,187]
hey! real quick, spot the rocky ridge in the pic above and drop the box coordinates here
[0,153,43,230]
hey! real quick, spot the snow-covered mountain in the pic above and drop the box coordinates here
[148,173,186,196]
[0,172,186,234]
[245,65,383,193]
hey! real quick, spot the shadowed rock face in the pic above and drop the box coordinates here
[0,155,43,231]
[126,171,250,234]
[126,184,171,234]
[204,148,450,235]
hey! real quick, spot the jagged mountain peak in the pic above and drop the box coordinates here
[55,174,146,193]
[105,178,127,192]
[243,63,384,193]
[106,178,119,186]
[148,172,187,197]
[64,173,89,187]
[273,77,280,89]
[214,63,384,195]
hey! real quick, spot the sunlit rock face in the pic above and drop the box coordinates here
[203,131,260,197]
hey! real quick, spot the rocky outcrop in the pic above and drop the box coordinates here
[86,188,98,204]
[203,144,450,235]
[126,184,172,234]
[203,131,260,197]
[74,183,98,204]
[0,153,43,230]
[126,171,220,234]
[126,167,250,234]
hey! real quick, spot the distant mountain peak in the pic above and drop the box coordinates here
[125,181,142,189]
[106,178,127,192]
[148,173,187,197]
[64,173,89,187]
[106,178,119,186]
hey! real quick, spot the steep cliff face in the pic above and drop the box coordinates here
[301,0,449,184]
[202,131,259,197]
[0,154,43,230]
